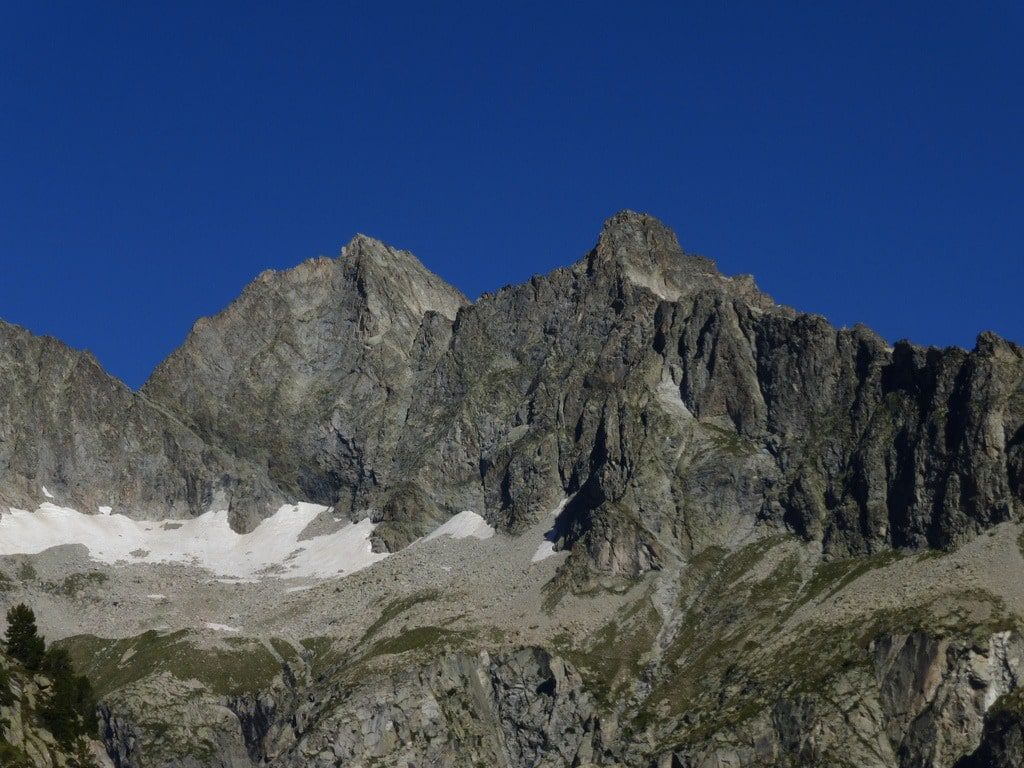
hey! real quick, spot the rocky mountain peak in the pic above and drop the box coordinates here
[339,234,468,321]
[595,209,688,258]
[587,210,727,302]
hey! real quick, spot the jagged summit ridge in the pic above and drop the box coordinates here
[587,210,779,314]
[1,213,1021,564]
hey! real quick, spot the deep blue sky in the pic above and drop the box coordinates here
[1,3,1021,389]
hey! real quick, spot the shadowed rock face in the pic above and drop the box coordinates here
[2,212,1022,563]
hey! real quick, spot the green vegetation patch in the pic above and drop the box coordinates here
[360,589,441,645]
[365,625,472,660]
[15,561,36,582]
[702,422,758,458]
[554,594,663,706]
[990,687,1024,717]
[268,637,301,664]
[0,741,34,768]
[58,630,284,697]
[799,548,902,605]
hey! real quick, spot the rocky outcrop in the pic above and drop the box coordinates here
[226,648,602,768]
[93,627,1024,768]
[0,321,283,526]
[956,698,1024,768]
[0,648,110,767]
[97,673,253,768]
[874,630,1024,767]
[652,629,1024,768]
[97,647,604,768]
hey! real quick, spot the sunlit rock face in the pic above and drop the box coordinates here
[2,213,1024,768]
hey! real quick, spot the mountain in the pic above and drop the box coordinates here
[0,321,282,525]
[146,211,1024,561]
[142,235,468,531]
[0,212,1023,768]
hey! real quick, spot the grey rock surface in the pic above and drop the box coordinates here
[142,236,468,531]
[141,211,1024,560]
[0,321,283,525]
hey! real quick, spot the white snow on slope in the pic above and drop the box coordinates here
[422,510,495,542]
[41,486,54,499]
[531,497,570,564]
[204,623,240,633]
[531,541,557,563]
[0,502,388,579]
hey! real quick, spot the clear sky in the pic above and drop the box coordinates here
[1,2,1021,389]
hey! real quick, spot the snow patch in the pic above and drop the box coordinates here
[549,497,570,518]
[531,541,558,563]
[41,486,54,499]
[0,502,388,580]
[531,497,570,564]
[97,506,112,516]
[656,374,693,419]
[423,511,495,542]
[204,622,240,633]
[146,594,166,600]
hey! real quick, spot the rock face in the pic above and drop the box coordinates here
[957,700,1024,768]
[2,212,1022,556]
[0,321,283,525]
[142,211,1024,561]
[98,674,253,768]
[141,237,467,529]
[92,627,1024,768]
[645,628,1024,768]
[234,648,600,768]
[95,648,602,768]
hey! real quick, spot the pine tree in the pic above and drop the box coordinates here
[73,673,96,727]
[42,645,73,679]
[0,663,13,706]
[4,604,45,671]
[38,645,98,745]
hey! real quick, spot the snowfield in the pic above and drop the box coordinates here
[0,502,495,580]
[422,509,495,542]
